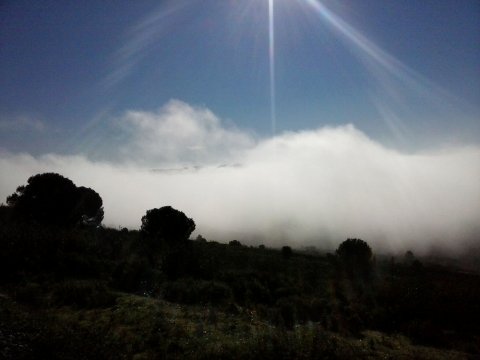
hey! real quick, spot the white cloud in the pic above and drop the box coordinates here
[1,102,479,254]
[116,100,255,166]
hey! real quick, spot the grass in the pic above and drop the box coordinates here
[0,289,473,360]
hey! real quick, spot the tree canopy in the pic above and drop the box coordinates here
[281,246,293,259]
[141,206,195,243]
[336,238,373,279]
[6,173,103,227]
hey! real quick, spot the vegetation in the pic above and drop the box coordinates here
[5,173,103,227]
[336,238,373,280]
[0,173,479,359]
[141,206,195,242]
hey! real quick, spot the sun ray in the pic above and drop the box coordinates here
[268,0,277,135]
[301,0,476,146]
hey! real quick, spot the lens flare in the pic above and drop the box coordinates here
[268,0,277,135]
[303,0,411,81]
[301,0,475,146]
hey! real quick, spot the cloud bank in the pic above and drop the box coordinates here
[1,101,479,254]
[116,100,254,166]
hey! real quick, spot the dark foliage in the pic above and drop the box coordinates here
[5,173,103,227]
[140,206,195,243]
[50,280,117,308]
[164,279,233,305]
[112,255,161,293]
[336,238,373,280]
[281,246,293,259]
[0,187,479,358]
[74,186,104,226]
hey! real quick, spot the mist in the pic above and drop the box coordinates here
[1,101,479,254]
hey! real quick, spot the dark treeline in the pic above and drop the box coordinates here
[0,173,479,359]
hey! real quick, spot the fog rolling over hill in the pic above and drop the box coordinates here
[1,103,479,254]
[1,1,480,255]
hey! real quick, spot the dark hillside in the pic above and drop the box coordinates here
[1,220,479,359]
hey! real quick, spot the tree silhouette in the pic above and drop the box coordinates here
[141,206,196,279]
[336,238,373,279]
[141,206,195,243]
[74,186,104,226]
[6,173,103,227]
[281,246,293,259]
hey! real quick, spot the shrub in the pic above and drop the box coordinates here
[51,280,117,308]
[164,279,232,305]
[112,256,160,293]
[14,282,44,306]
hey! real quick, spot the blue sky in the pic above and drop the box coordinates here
[1,0,479,155]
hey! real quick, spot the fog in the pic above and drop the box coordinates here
[1,101,479,254]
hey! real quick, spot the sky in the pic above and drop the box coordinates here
[0,0,479,252]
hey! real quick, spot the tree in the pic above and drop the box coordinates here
[74,186,104,226]
[6,173,103,227]
[281,246,293,259]
[141,206,196,279]
[0,204,13,224]
[141,206,195,243]
[336,238,373,279]
[404,250,415,264]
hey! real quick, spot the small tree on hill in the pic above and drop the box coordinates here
[336,238,373,280]
[141,206,196,279]
[281,246,293,259]
[141,206,195,244]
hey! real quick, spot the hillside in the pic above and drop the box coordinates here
[1,221,479,359]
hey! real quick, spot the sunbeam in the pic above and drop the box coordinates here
[268,0,277,135]
[302,0,417,82]
[301,0,477,146]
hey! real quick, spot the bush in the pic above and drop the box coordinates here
[14,282,44,306]
[276,298,296,330]
[164,279,232,305]
[112,256,161,293]
[51,280,117,308]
